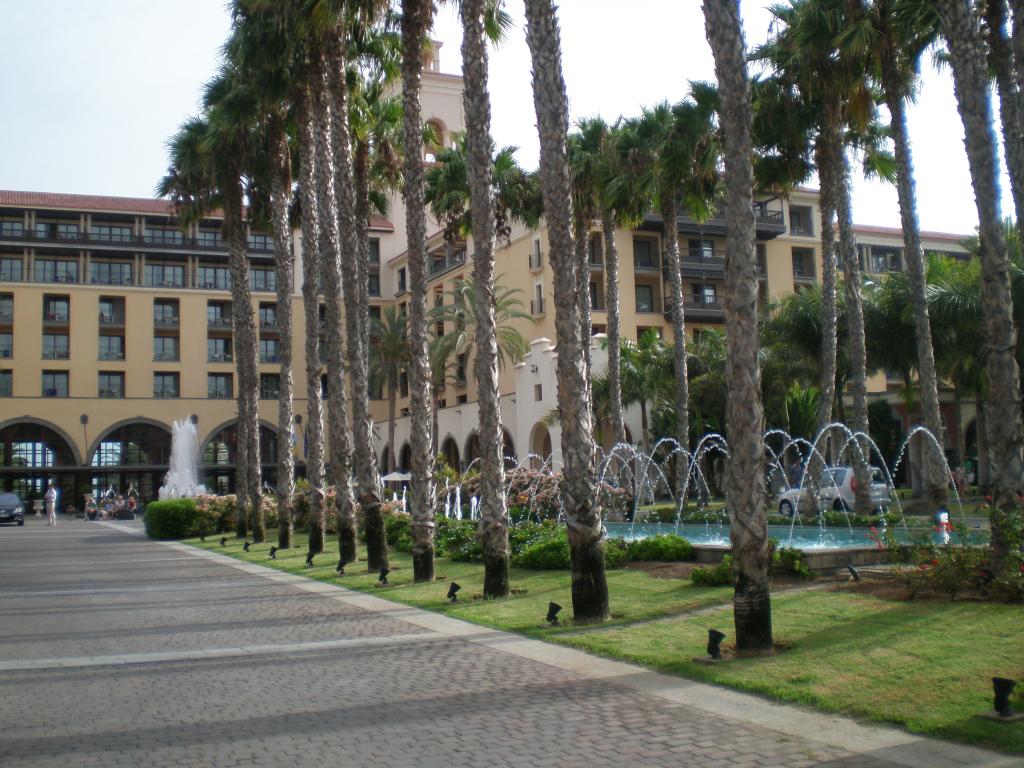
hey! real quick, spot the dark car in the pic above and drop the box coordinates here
[0,492,25,526]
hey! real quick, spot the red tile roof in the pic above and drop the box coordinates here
[0,189,393,230]
[853,223,971,243]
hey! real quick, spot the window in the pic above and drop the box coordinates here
[633,239,657,269]
[0,257,23,282]
[687,239,715,261]
[369,372,383,400]
[41,370,68,398]
[457,394,468,405]
[792,247,815,278]
[368,272,381,297]
[98,372,125,399]
[208,337,232,362]
[532,284,544,315]
[0,370,11,397]
[249,267,276,292]
[368,238,381,264]
[42,334,69,360]
[0,221,25,238]
[196,229,222,247]
[98,334,125,361]
[198,266,231,290]
[259,305,277,328]
[208,373,233,399]
[635,284,655,313]
[534,383,543,402]
[248,232,272,251]
[144,263,185,288]
[259,338,280,363]
[143,227,183,245]
[43,296,69,322]
[589,234,603,265]
[0,294,11,322]
[34,259,78,283]
[397,267,407,294]
[691,284,717,305]
[589,281,601,310]
[153,336,179,361]
[789,205,813,236]
[154,300,179,326]
[90,224,131,243]
[154,372,179,398]
[0,332,12,358]
[869,246,903,273]
[207,302,231,327]
[35,222,79,239]
[90,261,132,286]
[260,373,280,400]
[399,369,409,398]
[99,297,124,325]
[756,243,767,275]
[456,353,467,383]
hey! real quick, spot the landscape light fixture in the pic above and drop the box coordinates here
[305,552,315,568]
[336,558,347,575]
[707,629,726,660]
[243,541,250,552]
[269,546,278,560]
[546,602,562,625]
[846,564,861,582]
[994,678,1017,718]
[199,531,206,543]
[379,567,390,585]
[219,537,227,547]
[447,582,461,602]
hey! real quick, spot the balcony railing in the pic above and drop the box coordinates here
[260,319,279,329]
[0,310,13,323]
[634,256,660,271]
[98,388,123,399]
[0,227,273,253]
[43,312,69,324]
[154,388,179,399]
[0,271,23,282]
[208,389,232,399]
[260,353,279,363]
[635,296,663,314]
[208,352,232,363]
[681,249,725,268]
[0,348,12,359]
[99,313,125,325]
[91,275,133,286]
[529,250,543,270]
[98,351,125,361]
[154,351,179,361]
[154,316,180,328]
[207,316,232,328]
[43,349,70,360]
[530,297,545,315]
[429,249,467,277]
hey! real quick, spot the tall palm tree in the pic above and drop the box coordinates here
[935,0,1024,571]
[370,305,408,473]
[982,0,1024,228]
[839,0,947,506]
[399,0,436,582]
[703,0,773,652]
[524,0,608,622]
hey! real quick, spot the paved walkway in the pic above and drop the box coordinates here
[0,517,1019,768]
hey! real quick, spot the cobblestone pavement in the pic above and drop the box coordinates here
[0,517,1019,768]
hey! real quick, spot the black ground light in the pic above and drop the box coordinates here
[305,551,315,568]
[994,678,1017,717]
[546,602,562,626]
[219,537,227,547]
[336,558,347,574]
[707,629,726,660]
[269,546,278,560]
[846,564,861,582]
[379,568,390,585]
[447,582,461,602]
[242,541,250,552]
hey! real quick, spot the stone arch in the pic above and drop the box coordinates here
[528,422,552,469]
[464,428,515,468]
[0,416,82,466]
[380,445,393,474]
[399,442,412,472]
[200,419,279,466]
[424,118,448,161]
[439,434,460,471]
[87,417,171,465]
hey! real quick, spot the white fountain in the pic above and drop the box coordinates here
[159,418,206,499]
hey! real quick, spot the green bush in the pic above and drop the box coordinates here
[604,538,629,569]
[144,499,199,539]
[436,518,481,561]
[384,512,413,553]
[513,535,570,569]
[626,534,694,562]
[690,555,733,587]
[772,546,813,580]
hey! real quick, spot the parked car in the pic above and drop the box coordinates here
[0,492,25,526]
[777,466,891,516]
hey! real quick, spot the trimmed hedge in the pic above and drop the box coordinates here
[625,534,694,562]
[144,499,199,539]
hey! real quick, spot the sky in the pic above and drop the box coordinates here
[0,1,1011,237]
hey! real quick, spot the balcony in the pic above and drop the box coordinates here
[154,351,179,362]
[0,310,13,323]
[43,349,70,360]
[529,250,544,271]
[98,351,125,361]
[681,249,725,273]
[208,352,233,363]
[207,316,232,328]
[662,296,725,322]
[99,312,125,326]
[98,388,123,399]
[208,389,232,400]
[43,388,63,398]
[0,270,23,282]
[260,353,279,364]
[641,203,787,241]
[154,316,180,328]
[154,389,179,399]
[43,312,69,325]
[90,275,134,286]
[635,295,663,314]
[395,285,407,297]
[589,255,603,271]
[792,267,816,281]
[0,348,12,359]
[634,256,660,272]
[429,249,466,277]
[0,226,273,254]
[530,297,545,315]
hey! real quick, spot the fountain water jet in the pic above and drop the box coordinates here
[159,419,206,499]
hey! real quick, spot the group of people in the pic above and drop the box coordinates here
[83,493,136,521]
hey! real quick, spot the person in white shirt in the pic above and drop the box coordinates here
[44,483,57,526]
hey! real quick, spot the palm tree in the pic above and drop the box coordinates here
[703,0,773,652]
[935,0,1024,571]
[982,0,1024,228]
[224,5,297,549]
[623,97,719,505]
[524,0,608,622]
[839,0,947,506]
[370,305,408,474]
[399,0,436,582]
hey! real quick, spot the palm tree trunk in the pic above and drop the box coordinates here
[312,59,359,564]
[602,212,626,445]
[299,92,328,556]
[937,0,1024,572]
[461,0,510,598]
[269,115,295,550]
[835,147,871,515]
[525,0,608,622]
[704,0,772,653]
[575,214,593,399]
[976,393,991,492]
[815,124,839,434]
[879,52,947,508]
[224,174,262,541]
[401,0,436,582]
[387,378,398,472]
[985,0,1024,228]
[661,195,690,506]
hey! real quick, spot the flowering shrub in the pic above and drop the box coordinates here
[192,494,237,533]
[459,469,632,522]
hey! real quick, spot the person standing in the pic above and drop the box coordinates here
[44,482,57,526]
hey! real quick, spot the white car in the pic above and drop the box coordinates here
[777,466,891,516]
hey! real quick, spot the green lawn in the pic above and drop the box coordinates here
[186,530,1023,754]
